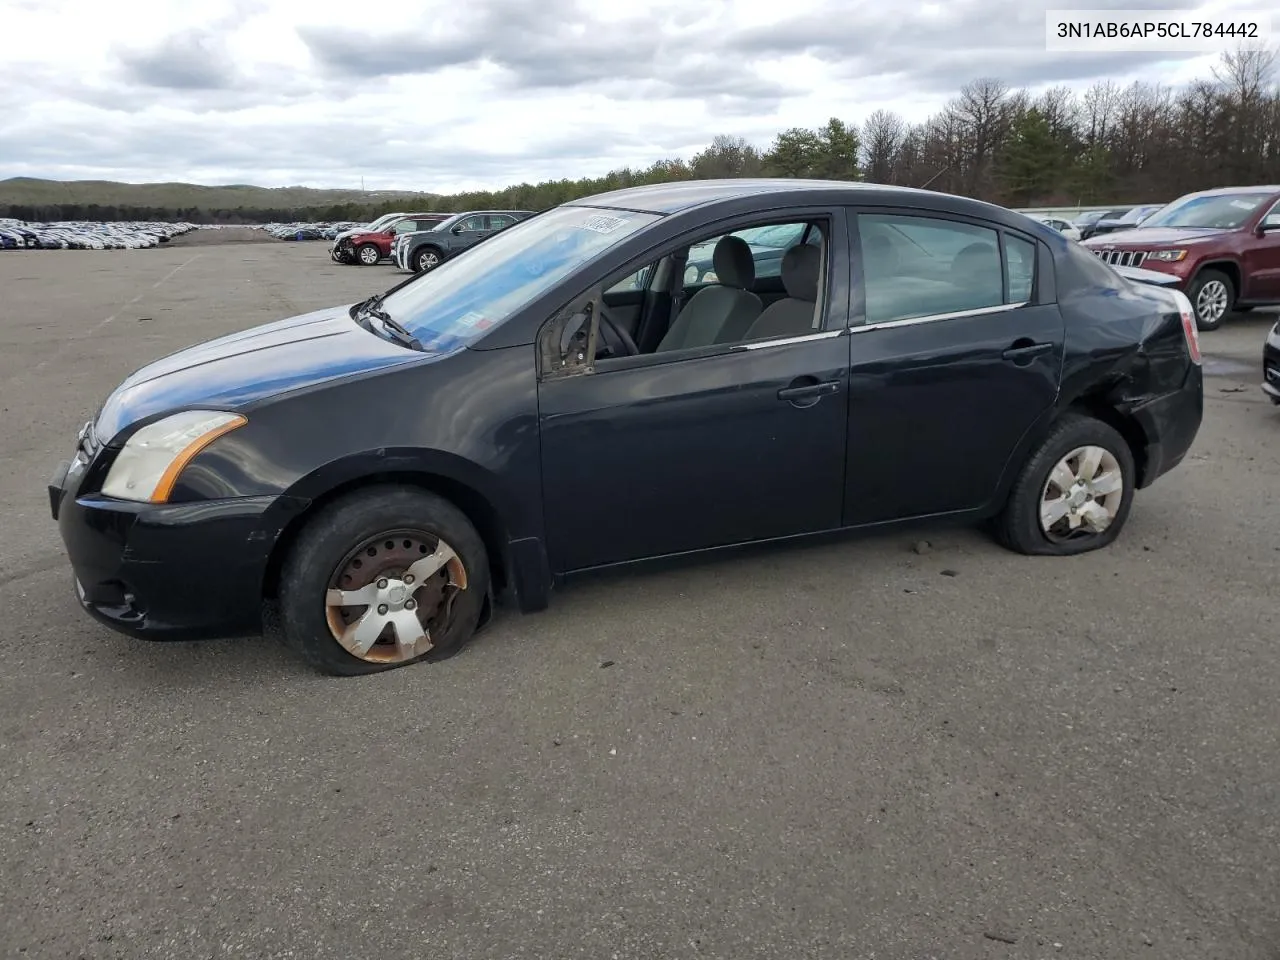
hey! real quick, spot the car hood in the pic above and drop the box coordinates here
[94,305,432,442]
[1084,226,1226,247]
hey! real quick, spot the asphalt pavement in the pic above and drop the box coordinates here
[2,241,1279,960]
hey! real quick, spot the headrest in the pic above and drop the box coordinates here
[781,243,820,301]
[712,235,755,289]
[951,242,997,276]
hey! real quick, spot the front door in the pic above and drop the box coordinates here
[452,215,489,252]
[841,210,1065,525]
[537,208,854,573]
[1242,201,1280,301]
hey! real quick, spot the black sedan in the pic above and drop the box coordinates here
[1264,317,1280,403]
[48,179,1205,675]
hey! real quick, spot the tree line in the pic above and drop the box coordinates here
[4,47,1277,225]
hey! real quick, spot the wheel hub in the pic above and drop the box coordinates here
[1039,445,1125,542]
[324,532,466,663]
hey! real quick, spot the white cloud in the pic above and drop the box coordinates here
[0,0,1274,192]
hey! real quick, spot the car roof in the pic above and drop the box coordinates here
[1175,184,1280,198]
[565,178,1020,220]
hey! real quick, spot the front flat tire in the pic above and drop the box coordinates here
[278,485,490,675]
[995,413,1136,556]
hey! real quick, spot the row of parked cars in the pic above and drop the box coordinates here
[259,221,369,242]
[1030,185,1280,331]
[327,210,534,270]
[0,219,196,250]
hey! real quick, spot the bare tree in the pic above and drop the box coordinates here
[861,109,905,183]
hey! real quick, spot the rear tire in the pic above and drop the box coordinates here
[995,413,1136,557]
[1187,268,1233,331]
[278,485,490,676]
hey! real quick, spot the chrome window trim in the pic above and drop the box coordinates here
[736,329,846,350]
[850,301,1029,334]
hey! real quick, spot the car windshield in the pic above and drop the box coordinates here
[1140,192,1273,229]
[378,205,659,350]
[1074,211,1106,225]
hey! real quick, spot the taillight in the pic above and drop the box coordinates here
[1171,289,1202,364]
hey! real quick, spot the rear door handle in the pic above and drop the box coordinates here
[778,380,841,403]
[1002,340,1054,363]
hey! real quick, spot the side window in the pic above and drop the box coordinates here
[606,264,652,294]
[684,221,814,286]
[540,216,833,378]
[392,221,415,234]
[858,214,1006,325]
[488,215,515,230]
[459,216,485,231]
[1004,235,1036,302]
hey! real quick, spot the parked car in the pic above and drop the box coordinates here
[1030,216,1082,241]
[392,210,534,273]
[1087,204,1165,238]
[48,178,1204,675]
[331,214,448,265]
[1076,207,1136,240]
[1263,319,1280,404]
[1081,185,1280,330]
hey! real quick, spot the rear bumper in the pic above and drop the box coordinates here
[1130,364,1204,488]
[50,458,293,640]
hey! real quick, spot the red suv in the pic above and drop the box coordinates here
[332,214,449,266]
[1082,186,1280,330]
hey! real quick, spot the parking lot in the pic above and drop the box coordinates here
[2,239,1278,959]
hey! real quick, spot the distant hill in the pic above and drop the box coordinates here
[0,177,451,224]
[0,177,439,211]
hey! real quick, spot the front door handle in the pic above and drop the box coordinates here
[1002,340,1054,364]
[778,379,841,406]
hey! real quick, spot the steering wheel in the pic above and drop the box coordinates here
[596,306,639,358]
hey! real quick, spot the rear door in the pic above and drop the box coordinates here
[841,208,1065,525]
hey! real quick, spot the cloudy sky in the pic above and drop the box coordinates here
[0,0,1274,193]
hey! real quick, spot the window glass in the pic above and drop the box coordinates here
[859,214,1005,324]
[687,221,816,285]
[382,204,659,351]
[1141,191,1273,230]
[1004,234,1036,302]
[489,215,515,229]
[457,216,485,231]
[606,264,652,294]
[583,219,829,367]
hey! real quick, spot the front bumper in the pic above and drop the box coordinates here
[1263,326,1280,402]
[49,456,295,641]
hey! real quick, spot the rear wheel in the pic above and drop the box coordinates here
[1187,268,1233,331]
[356,243,381,266]
[278,486,489,675]
[995,413,1135,556]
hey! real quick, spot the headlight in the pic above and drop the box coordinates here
[101,410,247,503]
[1146,250,1186,262]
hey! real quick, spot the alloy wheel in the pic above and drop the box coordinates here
[324,529,468,664]
[358,245,380,265]
[417,250,440,272]
[1195,279,1229,327]
[1039,445,1124,541]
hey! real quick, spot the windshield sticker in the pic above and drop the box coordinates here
[1229,199,1257,210]
[578,214,629,234]
[455,311,493,330]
